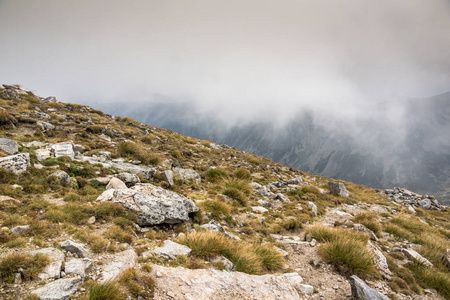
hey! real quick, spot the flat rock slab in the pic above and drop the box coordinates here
[65,258,92,277]
[29,247,65,280]
[0,138,18,154]
[60,240,92,258]
[31,277,82,300]
[51,143,74,159]
[151,265,302,300]
[100,249,137,283]
[173,167,201,184]
[153,240,192,259]
[402,249,433,267]
[96,183,199,226]
[0,153,30,174]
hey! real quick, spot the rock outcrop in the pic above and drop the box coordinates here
[328,181,349,197]
[349,275,389,300]
[0,153,30,174]
[29,248,65,280]
[384,187,440,210]
[96,183,199,226]
[99,249,137,282]
[0,138,18,154]
[31,277,82,300]
[153,240,192,259]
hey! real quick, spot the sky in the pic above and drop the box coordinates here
[1,0,450,124]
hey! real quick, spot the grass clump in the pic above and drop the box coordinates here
[119,268,155,298]
[205,168,227,183]
[87,281,125,300]
[307,225,374,277]
[353,212,382,237]
[0,253,50,283]
[199,199,231,219]
[409,263,450,298]
[179,231,284,274]
[233,168,251,181]
[86,125,104,134]
[222,180,251,206]
[118,141,160,166]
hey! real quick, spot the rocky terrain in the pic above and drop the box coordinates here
[0,84,449,300]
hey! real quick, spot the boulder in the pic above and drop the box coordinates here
[50,170,71,185]
[106,177,128,190]
[10,225,30,235]
[96,183,199,226]
[151,265,301,299]
[0,138,18,154]
[51,143,74,159]
[368,241,392,279]
[417,199,432,210]
[0,153,30,174]
[252,206,268,213]
[173,167,201,184]
[29,248,65,280]
[328,181,349,197]
[97,151,111,160]
[64,258,92,277]
[36,148,52,161]
[111,161,156,180]
[37,121,55,132]
[401,249,433,267]
[0,88,21,100]
[161,170,174,186]
[31,277,82,300]
[274,193,290,203]
[153,240,192,259]
[60,240,92,258]
[26,141,45,148]
[286,177,303,185]
[116,172,141,187]
[100,249,137,282]
[349,275,389,300]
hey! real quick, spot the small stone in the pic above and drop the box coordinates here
[251,206,268,213]
[0,138,18,154]
[106,177,128,190]
[11,225,30,235]
[161,170,175,186]
[88,216,96,224]
[153,240,192,260]
[307,202,317,216]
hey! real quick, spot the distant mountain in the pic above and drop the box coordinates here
[100,92,450,204]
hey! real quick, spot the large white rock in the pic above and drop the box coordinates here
[153,240,192,259]
[402,249,433,267]
[106,177,128,190]
[116,172,141,187]
[0,138,18,154]
[51,143,74,159]
[96,183,199,226]
[29,248,65,280]
[36,148,52,161]
[173,167,201,184]
[100,249,137,283]
[328,181,349,197]
[368,241,392,279]
[64,258,92,277]
[31,277,82,300]
[111,161,156,180]
[151,265,302,299]
[0,153,30,174]
[60,240,92,258]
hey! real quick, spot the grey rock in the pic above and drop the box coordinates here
[0,88,21,100]
[43,96,57,103]
[0,138,18,154]
[29,248,65,280]
[417,199,432,210]
[368,241,392,279]
[31,277,82,300]
[401,249,433,267]
[274,193,290,203]
[0,153,30,174]
[51,170,71,185]
[100,249,137,282]
[297,284,314,294]
[274,246,289,258]
[36,148,52,161]
[307,201,317,216]
[286,177,303,185]
[64,258,92,277]
[198,220,224,232]
[116,172,141,187]
[11,225,30,235]
[106,177,128,190]
[111,161,156,180]
[161,170,175,186]
[353,224,378,241]
[72,144,85,154]
[252,206,268,213]
[154,240,192,259]
[60,240,92,258]
[173,167,201,184]
[350,275,389,300]
[87,216,96,224]
[51,143,74,159]
[97,151,111,160]
[26,141,45,148]
[328,182,349,197]
[37,121,55,132]
[96,183,199,226]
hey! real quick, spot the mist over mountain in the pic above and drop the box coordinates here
[97,91,450,204]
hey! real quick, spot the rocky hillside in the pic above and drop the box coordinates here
[112,92,450,204]
[0,84,449,300]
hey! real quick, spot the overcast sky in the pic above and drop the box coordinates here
[1,0,450,123]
